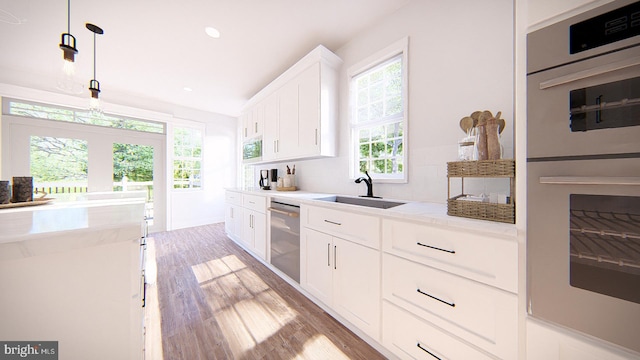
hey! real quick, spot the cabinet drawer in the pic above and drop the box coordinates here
[382,218,517,292]
[242,194,266,213]
[225,191,242,206]
[302,205,380,249]
[383,301,494,360]
[383,253,517,359]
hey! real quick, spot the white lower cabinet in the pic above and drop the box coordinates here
[383,301,494,360]
[224,191,267,260]
[301,226,381,340]
[224,203,242,241]
[225,190,243,242]
[301,228,333,305]
[383,253,517,359]
[382,218,518,360]
[242,210,266,259]
[527,318,640,360]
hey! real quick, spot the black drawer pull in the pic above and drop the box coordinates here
[416,242,455,254]
[417,288,455,307]
[417,343,442,360]
[324,219,342,226]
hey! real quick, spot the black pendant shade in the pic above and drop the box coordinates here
[86,23,104,100]
[59,0,77,62]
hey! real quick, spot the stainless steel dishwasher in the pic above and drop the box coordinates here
[268,200,300,283]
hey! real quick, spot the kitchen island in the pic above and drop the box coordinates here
[0,195,147,360]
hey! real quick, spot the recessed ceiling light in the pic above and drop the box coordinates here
[205,26,220,39]
[183,87,193,92]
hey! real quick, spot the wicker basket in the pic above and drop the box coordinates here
[447,195,515,223]
[447,159,515,224]
[447,159,515,177]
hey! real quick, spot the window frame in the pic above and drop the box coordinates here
[3,98,166,134]
[348,37,409,183]
[171,123,204,191]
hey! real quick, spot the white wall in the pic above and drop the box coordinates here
[169,109,237,230]
[263,0,515,204]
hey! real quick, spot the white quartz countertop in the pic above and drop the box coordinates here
[0,197,146,260]
[226,188,517,238]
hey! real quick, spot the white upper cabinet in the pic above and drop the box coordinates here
[262,92,279,161]
[241,103,264,140]
[242,45,341,163]
[275,78,300,158]
[297,62,324,157]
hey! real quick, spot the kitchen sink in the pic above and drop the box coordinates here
[316,196,405,209]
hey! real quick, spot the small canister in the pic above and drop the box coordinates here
[0,180,10,204]
[12,176,33,203]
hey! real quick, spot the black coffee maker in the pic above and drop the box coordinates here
[259,169,277,190]
[259,170,270,190]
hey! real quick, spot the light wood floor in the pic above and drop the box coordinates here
[145,223,386,360]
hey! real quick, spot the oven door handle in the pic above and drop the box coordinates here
[539,55,640,90]
[539,176,640,186]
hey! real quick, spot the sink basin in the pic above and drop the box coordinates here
[316,196,405,209]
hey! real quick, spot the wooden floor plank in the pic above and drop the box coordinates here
[149,223,386,360]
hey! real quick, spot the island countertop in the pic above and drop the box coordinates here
[0,197,146,261]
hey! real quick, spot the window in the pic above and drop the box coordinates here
[173,127,203,189]
[30,136,88,195]
[349,38,408,182]
[6,99,165,134]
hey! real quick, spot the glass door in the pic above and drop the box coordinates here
[30,136,89,200]
[113,142,155,226]
[2,115,166,232]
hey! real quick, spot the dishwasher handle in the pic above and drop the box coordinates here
[268,207,300,217]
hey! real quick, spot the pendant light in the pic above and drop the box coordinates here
[86,23,104,115]
[57,0,82,94]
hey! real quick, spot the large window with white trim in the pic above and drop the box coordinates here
[349,38,408,182]
[173,126,203,189]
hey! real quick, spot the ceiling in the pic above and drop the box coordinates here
[0,0,410,118]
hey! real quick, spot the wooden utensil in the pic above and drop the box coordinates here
[493,111,506,134]
[459,116,474,133]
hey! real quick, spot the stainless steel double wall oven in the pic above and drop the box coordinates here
[527,0,640,353]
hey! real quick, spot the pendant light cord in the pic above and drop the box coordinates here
[93,32,96,79]
[67,0,71,33]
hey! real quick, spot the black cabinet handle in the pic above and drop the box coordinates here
[596,95,603,123]
[417,288,455,307]
[417,343,442,360]
[142,275,147,308]
[324,219,342,226]
[334,245,337,270]
[416,242,455,254]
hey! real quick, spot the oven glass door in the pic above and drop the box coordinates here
[569,194,640,303]
[527,158,640,353]
[570,76,640,132]
[527,45,640,159]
